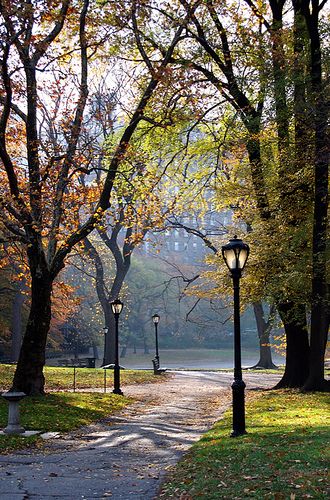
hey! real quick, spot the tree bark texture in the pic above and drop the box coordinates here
[84,235,132,365]
[275,302,310,388]
[11,270,52,395]
[10,286,26,363]
[299,0,329,392]
[104,307,116,365]
[250,302,277,369]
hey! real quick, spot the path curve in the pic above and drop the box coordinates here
[0,370,280,499]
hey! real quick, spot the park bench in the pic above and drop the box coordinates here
[152,357,166,375]
[57,358,96,368]
[72,358,96,368]
[57,359,71,367]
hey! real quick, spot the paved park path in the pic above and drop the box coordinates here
[0,371,280,500]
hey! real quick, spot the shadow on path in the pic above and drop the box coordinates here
[0,370,281,499]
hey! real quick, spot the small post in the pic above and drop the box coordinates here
[103,326,109,367]
[73,366,76,392]
[1,392,26,435]
[104,368,107,393]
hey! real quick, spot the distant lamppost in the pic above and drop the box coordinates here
[102,326,109,367]
[222,235,250,437]
[152,314,160,364]
[111,299,124,396]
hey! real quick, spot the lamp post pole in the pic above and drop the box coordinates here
[231,270,246,437]
[222,236,249,437]
[111,299,124,396]
[153,314,160,364]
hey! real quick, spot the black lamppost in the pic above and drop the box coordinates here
[222,235,250,437]
[152,314,160,364]
[111,299,124,396]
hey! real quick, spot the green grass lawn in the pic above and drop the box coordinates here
[0,392,132,454]
[0,364,160,391]
[159,391,330,499]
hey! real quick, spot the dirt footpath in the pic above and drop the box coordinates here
[0,370,281,500]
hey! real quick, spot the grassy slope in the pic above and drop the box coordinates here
[159,391,330,499]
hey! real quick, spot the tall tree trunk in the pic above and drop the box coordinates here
[104,305,116,365]
[269,0,290,158]
[104,263,129,364]
[120,344,127,358]
[11,270,52,395]
[10,285,26,363]
[300,0,329,392]
[269,0,312,388]
[84,236,131,366]
[250,302,277,369]
[275,301,310,388]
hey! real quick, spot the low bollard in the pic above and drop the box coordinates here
[1,391,26,434]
